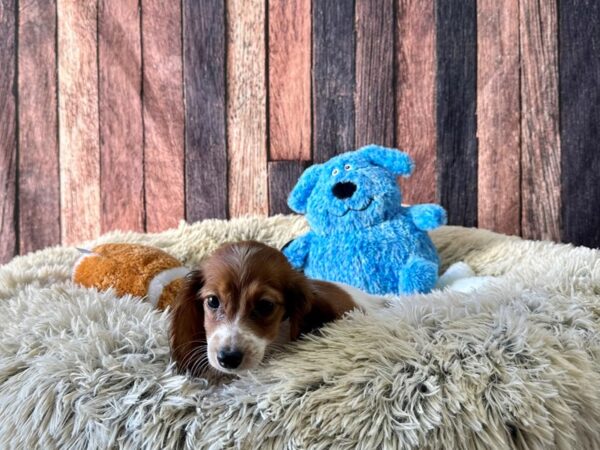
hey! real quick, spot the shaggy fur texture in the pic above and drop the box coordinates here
[284,145,446,295]
[1,215,600,449]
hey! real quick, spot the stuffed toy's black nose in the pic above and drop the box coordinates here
[332,181,357,199]
[217,348,244,369]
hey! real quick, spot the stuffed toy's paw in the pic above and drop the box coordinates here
[73,243,189,310]
[284,144,447,296]
[409,204,447,231]
[282,234,312,268]
[398,256,438,293]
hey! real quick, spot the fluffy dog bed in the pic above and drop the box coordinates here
[1,216,599,449]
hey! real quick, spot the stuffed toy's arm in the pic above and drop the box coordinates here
[282,232,314,269]
[408,204,447,231]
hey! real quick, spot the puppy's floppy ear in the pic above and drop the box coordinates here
[285,276,356,340]
[284,276,312,341]
[170,269,206,373]
[358,144,414,177]
[287,163,322,214]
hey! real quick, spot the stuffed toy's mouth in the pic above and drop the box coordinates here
[329,198,373,217]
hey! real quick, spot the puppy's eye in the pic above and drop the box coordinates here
[206,295,220,310]
[255,299,275,317]
[344,164,352,171]
[332,168,339,176]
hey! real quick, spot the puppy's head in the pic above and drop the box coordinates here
[170,241,319,377]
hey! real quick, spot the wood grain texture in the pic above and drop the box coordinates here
[520,0,560,241]
[142,0,184,232]
[58,0,100,244]
[355,0,394,148]
[560,0,600,248]
[227,0,268,216]
[268,0,311,161]
[477,0,520,236]
[98,0,144,233]
[268,161,309,215]
[0,0,17,263]
[396,0,436,204]
[312,0,355,162]
[18,0,60,254]
[183,0,227,221]
[436,0,478,227]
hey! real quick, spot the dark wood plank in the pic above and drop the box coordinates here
[227,0,268,216]
[142,0,185,232]
[520,0,561,242]
[268,161,309,215]
[98,0,144,233]
[312,0,355,163]
[183,0,227,220]
[476,0,520,236]
[396,0,436,204]
[0,0,17,263]
[435,0,478,227]
[58,0,101,244]
[355,0,394,148]
[18,0,60,254]
[268,0,311,161]
[560,0,600,248]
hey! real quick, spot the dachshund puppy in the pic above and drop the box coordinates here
[170,241,385,378]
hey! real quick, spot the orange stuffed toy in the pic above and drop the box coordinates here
[72,243,190,310]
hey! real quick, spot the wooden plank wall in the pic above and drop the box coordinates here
[0,0,17,263]
[436,0,478,228]
[183,0,227,221]
[0,0,599,263]
[18,0,60,254]
[559,0,600,248]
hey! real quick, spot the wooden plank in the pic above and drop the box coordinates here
[476,0,520,236]
[355,0,394,148]
[435,0,478,227]
[98,0,144,233]
[268,0,311,161]
[58,0,100,244]
[141,0,184,232]
[560,0,600,248]
[183,0,227,220]
[18,0,60,254]
[396,0,436,204]
[0,0,17,263]
[520,0,561,242]
[227,0,268,216]
[268,161,309,215]
[312,0,355,163]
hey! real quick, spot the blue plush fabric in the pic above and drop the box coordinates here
[283,145,447,295]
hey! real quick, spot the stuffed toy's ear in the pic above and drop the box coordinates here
[358,144,414,177]
[287,163,322,213]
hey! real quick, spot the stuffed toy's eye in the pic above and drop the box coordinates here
[254,299,275,317]
[206,295,220,310]
[344,164,352,171]
[332,168,340,176]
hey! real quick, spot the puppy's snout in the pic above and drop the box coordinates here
[332,181,357,199]
[217,347,244,369]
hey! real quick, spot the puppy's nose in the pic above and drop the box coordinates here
[332,181,357,199]
[217,347,244,369]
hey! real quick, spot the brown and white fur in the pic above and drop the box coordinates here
[170,241,386,379]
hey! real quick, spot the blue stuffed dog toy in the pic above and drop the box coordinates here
[283,145,447,295]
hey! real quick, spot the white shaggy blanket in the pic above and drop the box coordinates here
[1,216,600,449]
